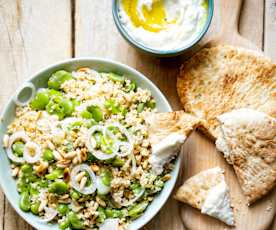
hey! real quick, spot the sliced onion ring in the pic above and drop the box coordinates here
[39,207,58,222]
[71,164,97,195]
[13,82,36,107]
[113,187,145,207]
[86,125,118,160]
[96,176,110,195]
[6,131,30,163]
[23,141,41,163]
[106,122,134,144]
[116,141,133,157]
[60,117,83,130]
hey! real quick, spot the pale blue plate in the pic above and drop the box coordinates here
[0,58,180,230]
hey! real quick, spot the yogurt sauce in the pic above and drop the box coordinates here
[201,181,235,226]
[119,0,208,51]
[149,133,186,175]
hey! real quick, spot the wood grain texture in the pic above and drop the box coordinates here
[179,0,276,230]
[0,0,71,229]
[0,0,275,229]
[265,0,276,61]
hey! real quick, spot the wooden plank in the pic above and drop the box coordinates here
[75,0,275,230]
[264,1,276,228]
[0,0,72,229]
[181,1,276,230]
[239,0,264,49]
[74,1,221,230]
[0,190,4,230]
[264,0,276,60]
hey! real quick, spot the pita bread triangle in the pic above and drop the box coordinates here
[175,167,235,226]
[177,45,276,140]
[145,110,202,145]
[145,111,202,175]
[216,108,276,204]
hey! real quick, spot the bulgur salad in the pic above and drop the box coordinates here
[2,68,175,229]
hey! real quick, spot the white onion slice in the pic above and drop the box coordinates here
[92,149,117,161]
[96,176,110,195]
[39,207,58,222]
[6,131,30,163]
[113,187,145,207]
[13,82,36,107]
[86,125,118,160]
[99,218,119,230]
[23,141,41,163]
[106,123,134,157]
[116,141,133,157]
[71,164,97,195]
[106,122,134,144]
[60,117,83,130]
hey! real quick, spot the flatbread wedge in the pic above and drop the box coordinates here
[175,167,235,226]
[177,45,276,140]
[216,108,276,204]
[145,111,202,175]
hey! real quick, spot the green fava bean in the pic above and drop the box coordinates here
[21,164,33,174]
[43,148,54,162]
[30,90,50,110]
[29,187,39,196]
[19,192,31,212]
[68,212,84,229]
[46,96,74,120]
[48,89,63,97]
[125,81,137,92]
[105,208,123,218]
[59,218,70,230]
[137,103,145,113]
[87,105,103,122]
[17,181,30,193]
[97,207,106,223]
[57,204,69,216]
[62,99,74,116]
[104,99,120,114]
[38,179,48,188]
[128,201,149,218]
[48,70,73,90]
[30,202,40,215]
[45,168,64,180]
[111,157,125,167]
[46,96,65,119]
[108,73,125,83]
[49,181,68,195]
[130,182,143,196]
[146,100,156,109]
[70,190,80,200]
[100,169,112,186]
[80,110,93,119]
[12,141,24,157]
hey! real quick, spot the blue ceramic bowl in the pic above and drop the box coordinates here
[112,0,214,57]
[0,58,180,230]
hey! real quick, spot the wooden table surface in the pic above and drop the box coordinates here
[0,0,275,229]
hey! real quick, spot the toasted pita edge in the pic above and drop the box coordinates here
[216,108,276,204]
[176,45,275,140]
[174,167,235,226]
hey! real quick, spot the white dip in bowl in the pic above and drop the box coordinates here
[118,0,208,51]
